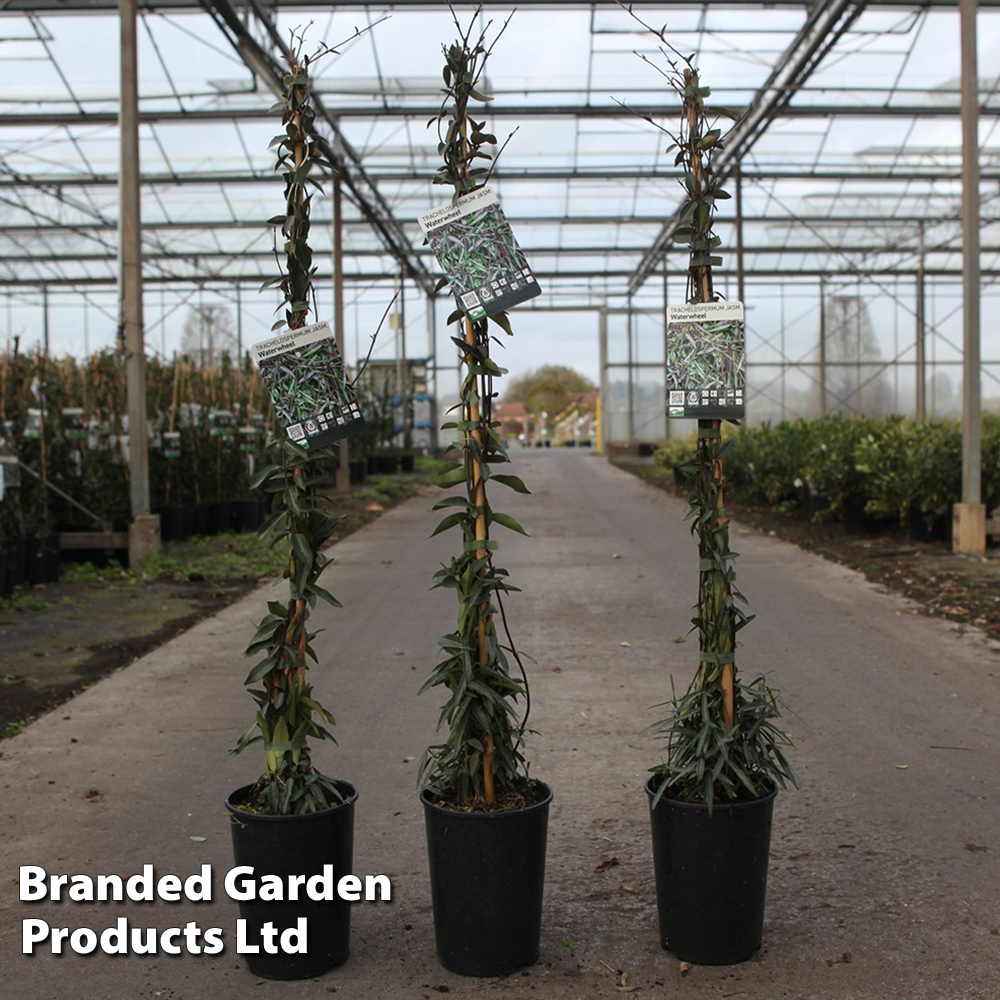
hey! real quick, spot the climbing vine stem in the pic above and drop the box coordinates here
[418,10,534,810]
[619,5,795,810]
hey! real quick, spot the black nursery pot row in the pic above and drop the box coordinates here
[157,497,269,543]
[225,772,776,981]
[0,536,62,596]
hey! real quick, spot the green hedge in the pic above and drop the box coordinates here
[655,415,1000,529]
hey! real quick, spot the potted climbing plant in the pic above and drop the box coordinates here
[225,29,357,981]
[619,8,795,967]
[417,11,551,978]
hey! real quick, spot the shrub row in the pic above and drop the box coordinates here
[655,414,1000,532]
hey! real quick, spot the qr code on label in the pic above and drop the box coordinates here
[669,391,685,405]
[461,292,480,308]
[287,423,305,441]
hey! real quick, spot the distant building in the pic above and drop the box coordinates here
[493,401,531,445]
[552,391,598,447]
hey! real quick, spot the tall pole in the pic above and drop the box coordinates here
[332,172,349,492]
[42,285,50,356]
[735,166,746,305]
[120,0,148,520]
[397,260,408,448]
[915,222,927,420]
[626,299,635,444]
[598,308,608,454]
[236,284,243,359]
[427,293,437,452]
[120,0,157,559]
[818,278,827,416]
[956,0,985,553]
[663,259,670,441]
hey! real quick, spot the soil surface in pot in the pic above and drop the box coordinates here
[428,777,548,813]
[650,773,774,806]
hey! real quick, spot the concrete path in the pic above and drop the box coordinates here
[3,451,998,1000]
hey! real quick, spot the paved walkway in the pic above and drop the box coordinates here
[3,451,998,999]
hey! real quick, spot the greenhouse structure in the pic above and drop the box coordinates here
[2,2,999,998]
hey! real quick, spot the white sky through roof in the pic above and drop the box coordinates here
[1,3,999,417]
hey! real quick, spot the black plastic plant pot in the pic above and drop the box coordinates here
[209,501,234,535]
[44,536,61,583]
[400,453,416,474]
[25,537,47,586]
[180,504,195,540]
[3,539,25,586]
[158,506,186,543]
[422,781,552,977]
[192,503,211,537]
[225,781,357,980]
[646,776,776,966]
[907,504,949,543]
[232,499,261,534]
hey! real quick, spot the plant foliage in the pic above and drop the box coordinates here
[418,11,532,809]
[621,6,795,810]
[229,29,348,815]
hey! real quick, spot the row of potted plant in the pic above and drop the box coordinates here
[221,11,794,983]
[656,413,1000,540]
[0,340,416,557]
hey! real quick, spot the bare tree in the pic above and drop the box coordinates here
[181,305,236,367]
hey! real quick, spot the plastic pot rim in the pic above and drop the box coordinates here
[644,774,777,812]
[420,780,553,821]
[225,780,358,824]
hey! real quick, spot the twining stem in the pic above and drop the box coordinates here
[458,110,496,804]
[275,61,310,699]
[685,66,734,730]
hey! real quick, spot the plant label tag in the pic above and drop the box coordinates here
[62,408,86,441]
[418,186,541,321]
[251,321,364,450]
[665,301,745,420]
[209,409,235,437]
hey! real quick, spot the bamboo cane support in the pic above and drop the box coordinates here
[685,68,734,731]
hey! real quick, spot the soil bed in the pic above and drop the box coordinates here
[615,458,1000,644]
[0,472,435,736]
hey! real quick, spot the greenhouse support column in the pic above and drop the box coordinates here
[663,260,671,441]
[236,284,243,359]
[120,0,159,563]
[818,278,827,416]
[427,294,438,453]
[735,166,746,304]
[42,286,50,355]
[916,223,927,420]
[598,308,608,454]
[397,261,408,449]
[954,0,985,554]
[626,302,635,444]
[332,172,349,494]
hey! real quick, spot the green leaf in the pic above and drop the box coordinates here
[436,467,467,488]
[489,311,513,336]
[490,511,529,536]
[430,512,466,538]
[490,474,531,494]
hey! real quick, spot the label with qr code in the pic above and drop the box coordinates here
[418,186,540,322]
[665,302,746,420]
[251,321,365,449]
